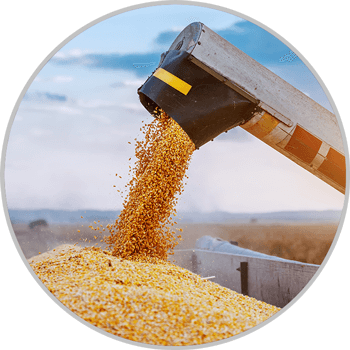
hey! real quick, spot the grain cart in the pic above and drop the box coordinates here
[138,22,346,194]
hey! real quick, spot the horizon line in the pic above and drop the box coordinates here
[7,208,343,213]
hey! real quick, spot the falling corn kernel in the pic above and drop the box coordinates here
[104,111,195,261]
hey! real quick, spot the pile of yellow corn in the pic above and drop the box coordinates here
[29,112,280,345]
[30,246,280,345]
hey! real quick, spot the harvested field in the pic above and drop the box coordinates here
[13,221,337,265]
[176,223,338,265]
[12,223,109,259]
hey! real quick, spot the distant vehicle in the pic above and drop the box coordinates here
[28,219,48,229]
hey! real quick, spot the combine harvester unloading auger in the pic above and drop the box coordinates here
[138,22,346,194]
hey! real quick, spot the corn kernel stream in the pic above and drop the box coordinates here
[104,111,195,261]
[29,112,280,345]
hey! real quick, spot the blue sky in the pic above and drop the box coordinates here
[4,4,344,212]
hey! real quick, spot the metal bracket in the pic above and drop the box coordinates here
[258,102,293,127]
[236,261,249,296]
[191,251,200,274]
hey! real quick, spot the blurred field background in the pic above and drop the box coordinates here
[11,217,338,265]
[175,223,337,265]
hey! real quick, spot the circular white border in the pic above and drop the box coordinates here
[0,0,350,349]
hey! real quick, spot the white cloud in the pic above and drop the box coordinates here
[121,103,146,111]
[111,79,145,89]
[226,22,245,33]
[178,140,344,213]
[5,124,344,212]
[14,115,23,121]
[33,76,73,83]
[55,48,87,58]
[76,99,117,108]
[171,26,186,32]
[122,79,145,87]
[183,15,244,31]
[52,76,73,83]
[89,114,112,125]
[52,49,92,63]
[54,105,82,115]
[69,48,85,57]
[53,51,66,59]
[4,146,130,211]
[28,104,82,115]
[29,127,53,137]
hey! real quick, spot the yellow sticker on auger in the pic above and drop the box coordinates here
[153,68,192,95]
